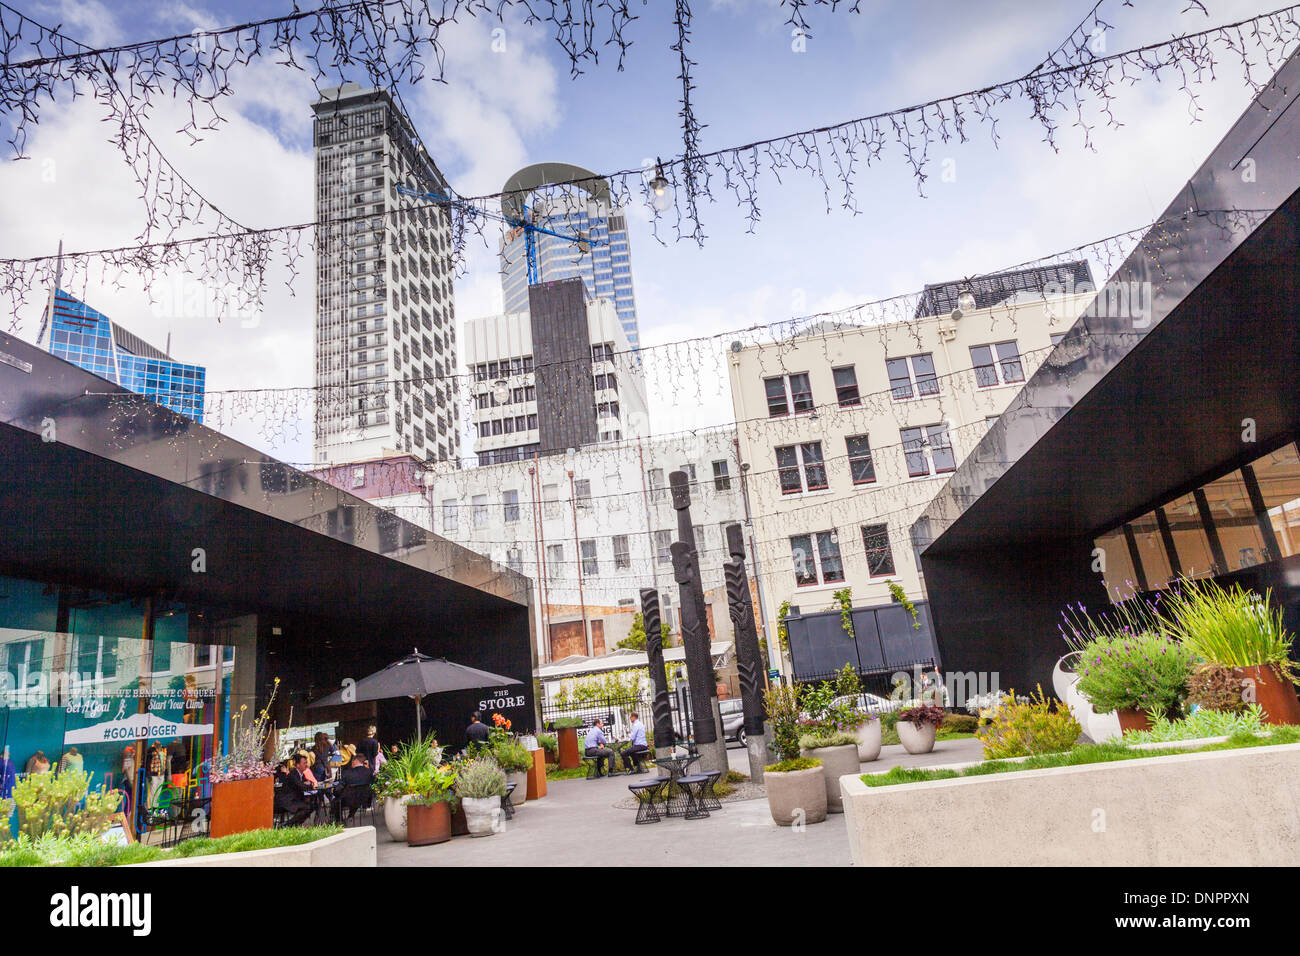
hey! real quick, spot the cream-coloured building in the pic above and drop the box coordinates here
[726,264,1098,671]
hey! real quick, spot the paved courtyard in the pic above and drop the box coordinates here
[378,737,983,866]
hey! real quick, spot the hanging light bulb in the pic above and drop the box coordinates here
[648,158,673,212]
[492,379,510,405]
[956,289,977,313]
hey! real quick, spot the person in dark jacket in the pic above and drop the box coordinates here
[275,754,314,826]
[355,726,380,767]
[465,712,491,747]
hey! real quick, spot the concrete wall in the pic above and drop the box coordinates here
[130,827,376,868]
[842,743,1300,866]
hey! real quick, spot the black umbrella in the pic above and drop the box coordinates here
[306,649,523,739]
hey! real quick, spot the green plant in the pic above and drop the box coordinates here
[764,682,803,763]
[373,735,443,800]
[764,756,821,773]
[1069,627,1196,717]
[832,588,855,641]
[0,798,12,844]
[455,755,507,799]
[212,676,279,782]
[939,713,978,734]
[895,703,945,727]
[798,731,858,750]
[1163,581,1298,683]
[1122,704,1266,743]
[550,716,585,729]
[11,769,120,840]
[617,612,672,651]
[776,600,792,652]
[834,663,862,699]
[1186,663,1248,713]
[492,738,534,774]
[408,762,457,806]
[976,686,1081,759]
[886,580,920,628]
[536,733,558,752]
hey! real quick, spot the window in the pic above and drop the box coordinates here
[775,442,828,494]
[654,530,673,565]
[763,373,814,417]
[790,531,845,586]
[886,353,939,400]
[970,341,1025,388]
[574,479,592,511]
[612,534,631,569]
[862,524,896,576]
[441,499,458,533]
[580,539,599,577]
[900,424,956,477]
[543,483,560,519]
[832,366,861,406]
[712,460,731,491]
[505,547,523,572]
[647,468,666,502]
[846,435,876,485]
[546,544,564,580]
[472,494,488,527]
[502,490,519,523]
[678,463,697,483]
[1049,332,1067,347]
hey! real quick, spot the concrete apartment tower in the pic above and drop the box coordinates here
[312,84,460,467]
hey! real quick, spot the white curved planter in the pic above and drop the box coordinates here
[855,720,882,762]
[897,720,937,755]
[799,744,860,813]
[1054,653,1122,742]
[461,796,501,837]
[507,771,528,806]
[383,795,415,842]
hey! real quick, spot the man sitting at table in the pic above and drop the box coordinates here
[584,718,619,777]
[621,712,649,774]
[275,754,313,826]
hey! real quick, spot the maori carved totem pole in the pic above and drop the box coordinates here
[724,522,771,780]
[639,588,676,759]
[670,541,727,777]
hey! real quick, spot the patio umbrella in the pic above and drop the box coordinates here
[306,649,523,739]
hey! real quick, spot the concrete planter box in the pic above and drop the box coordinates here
[130,827,376,867]
[765,765,827,827]
[799,744,859,813]
[842,742,1300,866]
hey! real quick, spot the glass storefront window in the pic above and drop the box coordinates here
[1201,469,1266,571]
[1129,511,1173,588]
[1250,442,1300,560]
[1095,527,1139,602]
[1163,492,1217,579]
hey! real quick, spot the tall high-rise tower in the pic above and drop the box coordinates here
[498,163,640,350]
[312,84,460,467]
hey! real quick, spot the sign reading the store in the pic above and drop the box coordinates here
[478,686,527,711]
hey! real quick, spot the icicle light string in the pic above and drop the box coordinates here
[0,4,1290,319]
[77,204,1270,457]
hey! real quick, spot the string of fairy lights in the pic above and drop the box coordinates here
[1,0,1293,325]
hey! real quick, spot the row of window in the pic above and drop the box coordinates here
[763,339,1028,417]
[790,525,897,587]
[476,414,539,438]
[774,426,955,494]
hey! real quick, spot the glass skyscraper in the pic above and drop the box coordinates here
[499,191,640,350]
[45,289,206,422]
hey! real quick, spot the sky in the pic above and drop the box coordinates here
[0,0,1284,466]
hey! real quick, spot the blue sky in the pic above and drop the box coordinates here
[0,0,1280,463]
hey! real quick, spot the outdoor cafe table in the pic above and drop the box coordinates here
[653,753,700,786]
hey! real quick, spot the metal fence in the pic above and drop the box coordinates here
[794,659,939,702]
[540,693,656,740]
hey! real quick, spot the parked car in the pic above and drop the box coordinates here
[719,698,747,747]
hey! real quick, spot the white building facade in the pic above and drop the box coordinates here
[727,267,1097,670]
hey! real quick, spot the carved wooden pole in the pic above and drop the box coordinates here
[640,588,676,755]
[725,523,772,779]
[669,471,714,684]
[671,541,719,748]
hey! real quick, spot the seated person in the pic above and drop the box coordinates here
[274,754,314,826]
[337,753,374,820]
[621,712,650,773]
[297,750,319,787]
[583,718,619,777]
[465,712,491,750]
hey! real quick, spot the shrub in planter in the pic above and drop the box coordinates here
[895,704,945,755]
[975,686,1081,759]
[1163,581,1300,724]
[492,739,533,807]
[406,763,456,847]
[763,683,827,825]
[374,735,443,842]
[1187,663,1249,715]
[455,756,507,837]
